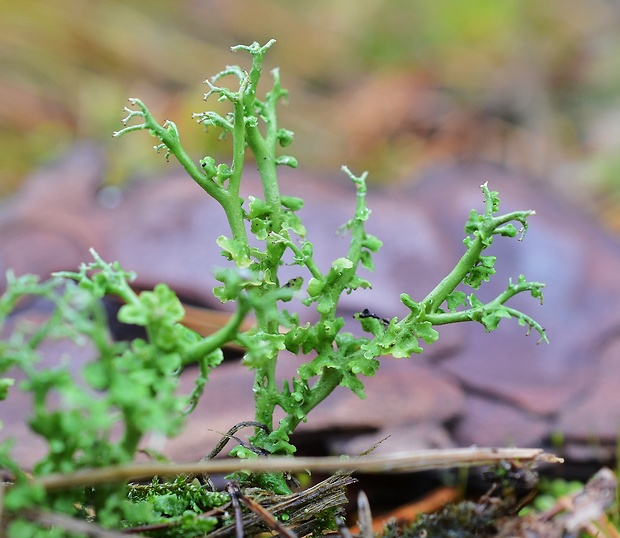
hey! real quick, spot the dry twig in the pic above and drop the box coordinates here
[33,448,561,492]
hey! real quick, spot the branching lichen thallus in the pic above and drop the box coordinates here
[113,40,547,493]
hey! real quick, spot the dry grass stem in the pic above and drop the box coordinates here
[32,448,561,491]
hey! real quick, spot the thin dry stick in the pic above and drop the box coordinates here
[227,483,245,538]
[32,447,561,491]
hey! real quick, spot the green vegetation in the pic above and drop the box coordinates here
[0,40,547,536]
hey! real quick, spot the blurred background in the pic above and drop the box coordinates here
[2,0,620,227]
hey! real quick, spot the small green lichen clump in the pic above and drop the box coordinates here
[0,40,547,535]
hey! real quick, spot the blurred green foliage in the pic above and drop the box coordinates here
[2,0,620,200]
